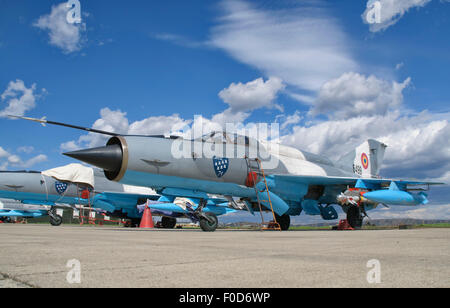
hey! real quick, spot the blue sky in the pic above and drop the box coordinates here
[0,0,449,220]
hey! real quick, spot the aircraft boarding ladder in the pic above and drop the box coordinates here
[245,157,281,231]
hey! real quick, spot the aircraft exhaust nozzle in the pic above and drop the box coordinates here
[64,144,123,173]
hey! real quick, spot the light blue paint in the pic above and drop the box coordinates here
[363,190,428,206]
[0,210,47,218]
[145,201,236,216]
[301,199,321,215]
[256,190,289,216]
[0,190,88,206]
[319,205,338,220]
[122,170,255,198]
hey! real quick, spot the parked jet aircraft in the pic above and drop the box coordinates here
[0,163,235,228]
[13,116,444,231]
[0,199,48,223]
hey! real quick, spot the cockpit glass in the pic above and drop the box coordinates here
[195,131,250,146]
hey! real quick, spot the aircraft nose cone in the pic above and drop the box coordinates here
[64,144,123,172]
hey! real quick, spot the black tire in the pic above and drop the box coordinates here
[347,206,363,229]
[275,214,290,231]
[49,214,63,226]
[161,217,177,229]
[1,217,11,223]
[130,218,141,228]
[199,213,218,232]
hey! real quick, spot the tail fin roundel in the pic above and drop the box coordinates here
[336,139,387,178]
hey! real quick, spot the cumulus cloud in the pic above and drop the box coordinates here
[277,111,302,131]
[0,147,9,159]
[312,72,411,119]
[61,108,190,151]
[128,114,191,136]
[33,2,86,53]
[210,0,357,91]
[0,146,47,170]
[362,0,432,32]
[218,77,285,113]
[0,80,38,118]
[281,111,450,183]
[369,203,450,220]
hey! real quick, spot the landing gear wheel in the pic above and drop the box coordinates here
[347,206,363,229]
[1,217,11,223]
[130,218,141,228]
[275,214,290,231]
[199,213,218,232]
[161,217,177,229]
[49,214,63,226]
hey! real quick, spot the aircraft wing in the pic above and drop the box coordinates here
[0,209,47,218]
[92,191,159,213]
[272,174,444,187]
[269,174,444,207]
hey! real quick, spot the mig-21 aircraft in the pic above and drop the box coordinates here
[12,115,444,231]
[0,162,236,228]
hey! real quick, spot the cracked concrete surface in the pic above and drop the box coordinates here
[0,225,448,288]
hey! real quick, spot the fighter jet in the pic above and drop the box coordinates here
[12,116,444,231]
[0,164,157,225]
[0,163,236,228]
[0,198,49,223]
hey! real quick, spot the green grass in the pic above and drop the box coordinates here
[413,223,450,228]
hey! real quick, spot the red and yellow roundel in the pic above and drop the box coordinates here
[361,153,369,169]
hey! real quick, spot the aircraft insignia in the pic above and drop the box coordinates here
[213,156,229,178]
[361,153,369,169]
[55,181,68,195]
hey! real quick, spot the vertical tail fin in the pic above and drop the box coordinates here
[336,139,387,178]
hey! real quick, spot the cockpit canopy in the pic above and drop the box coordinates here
[194,131,252,146]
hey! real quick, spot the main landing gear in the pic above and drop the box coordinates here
[275,214,291,231]
[199,213,218,232]
[48,207,63,226]
[161,217,177,229]
[346,206,364,229]
[187,199,219,232]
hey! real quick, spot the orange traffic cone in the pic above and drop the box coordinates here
[139,202,154,228]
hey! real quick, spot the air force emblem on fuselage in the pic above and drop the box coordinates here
[55,181,68,195]
[213,156,229,178]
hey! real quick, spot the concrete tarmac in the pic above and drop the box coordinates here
[0,224,448,288]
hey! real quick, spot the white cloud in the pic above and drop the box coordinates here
[0,80,38,118]
[395,62,405,70]
[281,111,450,183]
[362,0,432,32]
[210,108,250,127]
[60,140,81,152]
[312,72,411,119]
[0,146,47,170]
[33,2,86,53]
[61,108,191,151]
[377,118,450,181]
[218,77,285,113]
[20,154,48,168]
[128,114,190,136]
[369,203,450,220]
[151,33,206,48]
[0,147,9,159]
[17,146,34,154]
[210,0,357,91]
[278,111,302,130]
